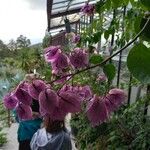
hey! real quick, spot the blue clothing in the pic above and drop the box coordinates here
[30,128,72,150]
[18,118,42,141]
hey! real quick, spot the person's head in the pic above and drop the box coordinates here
[43,116,65,133]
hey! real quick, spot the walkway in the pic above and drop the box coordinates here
[0,123,18,150]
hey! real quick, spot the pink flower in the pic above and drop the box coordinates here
[44,46,61,63]
[59,91,82,113]
[70,48,89,69]
[52,53,69,70]
[72,34,80,43]
[14,86,32,106]
[16,103,32,120]
[49,102,67,121]
[81,3,95,15]
[79,85,92,100]
[28,80,46,100]
[97,74,107,82]
[105,88,126,114]
[3,93,18,110]
[39,88,59,115]
[86,95,108,127]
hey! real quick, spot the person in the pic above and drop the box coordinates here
[17,99,42,150]
[30,116,72,150]
[16,73,43,150]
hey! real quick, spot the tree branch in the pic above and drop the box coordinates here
[50,17,150,84]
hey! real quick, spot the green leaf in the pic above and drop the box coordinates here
[111,0,123,8]
[140,0,150,10]
[90,54,104,64]
[103,63,116,81]
[127,43,150,84]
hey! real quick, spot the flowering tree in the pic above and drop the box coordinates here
[2,1,150,148]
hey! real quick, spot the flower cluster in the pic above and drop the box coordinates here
[44,46,89,82]
[81,3,95,15]
[86,89,126,126]
[3,78,126,126]
[3,44,126,127]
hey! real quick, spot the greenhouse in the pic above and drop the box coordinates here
[0,0,150,149]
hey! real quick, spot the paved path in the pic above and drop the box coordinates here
[0,115,77,150]
[0,123,18,150]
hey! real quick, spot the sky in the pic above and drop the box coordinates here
[0,0,47,44]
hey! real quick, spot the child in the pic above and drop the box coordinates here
[17,99,42,150]
[30,116,72,150]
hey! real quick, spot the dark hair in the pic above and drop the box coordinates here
[44,116,66,133]
[31,99,40,112]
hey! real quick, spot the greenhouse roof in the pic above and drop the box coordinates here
[47,0,96,31]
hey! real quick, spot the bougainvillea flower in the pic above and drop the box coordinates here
[17,81,29,92]
[16,103,32,120]
[15,87,32,106]
[39,88,58,115]
[59,91,82,113]
[3,93,18,110]
[52,53,69,70]
[72,34,80,43]
[50,101,67,121]
[97,74,107,82]
[28,80,46,100]
[80,85,92,100]
[86,95,108,126]
[44,46,61,63]
[81,3,95,15]
[105,88,126,114]
[70,48,89,69]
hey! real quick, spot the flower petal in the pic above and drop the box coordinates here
[15,88,32,105]
[16,103,32,120]
[39,88,58,115]
[28,80,46,100]
[3,93,18,110]
[59,91,81,113]
[86,95,108,127]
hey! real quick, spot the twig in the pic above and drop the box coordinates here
[50,18,150,84]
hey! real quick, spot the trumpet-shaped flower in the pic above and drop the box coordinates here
[81,3,95,15]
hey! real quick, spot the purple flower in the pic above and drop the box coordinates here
[70,48,89,69]
[39,88,59,115]
[44,46,61,63]
[79,85,92,100]
[72,34,80,43]
[81,3,95,15]
[3,93,18,110]
[28,80,46,100]
[16,103,32,120]
[97,74,107,82]
[14,86,32,106]
[59,91,82,113]
[86,95,108,127]
[105,88,126,114]
[49,102,67,121]
[52,53,69,70]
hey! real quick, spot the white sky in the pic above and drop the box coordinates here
[0,0,47,44]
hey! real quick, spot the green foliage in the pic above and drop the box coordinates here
[140,0,150,10]
[89,54,104,64]
[0,104,7,146]
[103,63,116,82]
[71,98,150,149]
[127,43,150,84]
